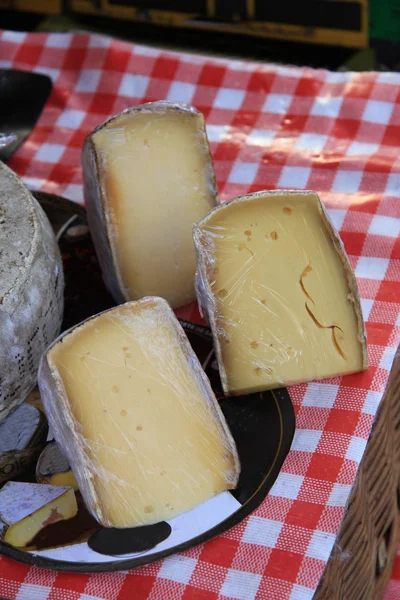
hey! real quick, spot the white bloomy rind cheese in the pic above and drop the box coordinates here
[36,441,78,491]
[0,482,77,548]
[82,101,218,309]
[0,402,48,483]
[0,162,64,423]
[38,297,240,528]
[193,190,368,395]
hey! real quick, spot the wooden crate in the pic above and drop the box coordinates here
[0,0,61,14]
[69,0,368,49]
[315,350,400,599]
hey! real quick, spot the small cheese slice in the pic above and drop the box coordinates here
[0,161,64,423]
[36,442,78,491]
[193,190,367,395]
[39,297,240,528]
[82,101,218,309]
[0,402,48,483]
[0,482,77,548]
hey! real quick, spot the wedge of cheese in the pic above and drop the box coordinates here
[82,102,218,309]
[0,482,77,548]
[38,298,239,528]
[36,442,78,491]
[193,190,368,395]
[0,161,64,423]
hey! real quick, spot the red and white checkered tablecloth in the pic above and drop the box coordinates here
[0,29,399,600]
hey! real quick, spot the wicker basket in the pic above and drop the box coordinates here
[315,350,400,600]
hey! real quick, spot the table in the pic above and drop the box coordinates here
[0,29,399,600]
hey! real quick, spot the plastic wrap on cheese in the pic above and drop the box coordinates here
[82,101,218,309]
[38,297,240,529]
[193,190,368,396]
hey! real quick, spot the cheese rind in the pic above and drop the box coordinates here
[194,190,367,395]
[0,482,77,548]
[0,162,64,422]
[38,298,240,528]
[82,101,218,309]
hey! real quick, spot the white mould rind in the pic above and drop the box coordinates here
[0,162,64,423]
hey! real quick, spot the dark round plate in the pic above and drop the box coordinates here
[0,193,295,572]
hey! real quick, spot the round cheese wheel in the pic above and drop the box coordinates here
[0,162,64,423]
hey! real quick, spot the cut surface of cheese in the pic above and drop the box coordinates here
[39,298,239,528]
[36,442,78,491]
[194,190,367,395]
[0,482,77,548]
[0,402,48,483]
[48,471,78,489]
[82,101,218,309]
[0,161,64,423]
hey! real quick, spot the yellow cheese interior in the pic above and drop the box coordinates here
[5,488,77,547]
[199,192,364,394]
[48,300,237,528]
[94,109,216,308]
[49,471,78,491]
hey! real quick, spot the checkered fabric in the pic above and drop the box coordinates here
[0,29,399,600]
